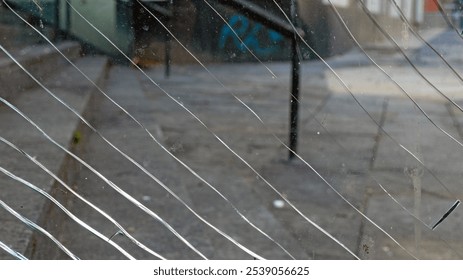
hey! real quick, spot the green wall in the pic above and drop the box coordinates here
[9,0,134,56]
[67,0,133,56]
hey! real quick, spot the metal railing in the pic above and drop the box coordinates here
[215,0,304,159]
[138,0,174,77]
[5,0,304,158]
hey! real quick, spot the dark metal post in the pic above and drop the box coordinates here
[165,34,171,77]
[288,0,300,160]
[65,0,71,37]
[54,0,60,40]
[164,0,173,78]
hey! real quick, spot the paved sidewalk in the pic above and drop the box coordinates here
[3,27,460,260]
[51,27,463,260]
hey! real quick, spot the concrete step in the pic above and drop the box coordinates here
[53,66,217,259]
[0,55,109,259]
[0,23,54,52]
[0,2,28,26]
[0,41,81,101]
[0,4,56,57]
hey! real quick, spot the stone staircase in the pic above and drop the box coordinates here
[0,12,110,258]
[0,3,55,57]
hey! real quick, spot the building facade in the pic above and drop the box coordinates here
[3,0,455,63]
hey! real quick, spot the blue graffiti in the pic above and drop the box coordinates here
[218,14,284,58]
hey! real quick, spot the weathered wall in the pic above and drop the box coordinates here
[146,0,430,62]
[133,0,294,64]
[298,0,424,56]
[4,0,438,62]
[7,0,135,56]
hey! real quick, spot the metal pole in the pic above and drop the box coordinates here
[65,0,71,37]
[289,0,300,160]
[164,26,171,77]
[164,0,173,78]
[54,0,60,41]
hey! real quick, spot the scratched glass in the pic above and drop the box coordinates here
[0,0,462,260]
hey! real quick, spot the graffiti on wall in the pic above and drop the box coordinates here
[218,14,285,59]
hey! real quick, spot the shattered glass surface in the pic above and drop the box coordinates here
[0,0,463,260]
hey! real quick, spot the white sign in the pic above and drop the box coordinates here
[389,0,402,18]
[365,0,382,14]
[402,0,414,20]
[388,0,415,20]
[322,0,350,8]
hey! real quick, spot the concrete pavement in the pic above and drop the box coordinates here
[2,27,463,259]
[51,27,463,259]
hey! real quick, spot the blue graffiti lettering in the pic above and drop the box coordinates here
[218,14,284,58]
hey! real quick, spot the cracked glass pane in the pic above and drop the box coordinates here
[0,0,462,261]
